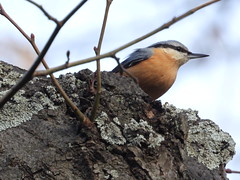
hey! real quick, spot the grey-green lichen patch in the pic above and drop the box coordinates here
[186,120,235,170]
[162,102,235,170]
[58,73,86,104]
[0,62,63,131]
[45,86,65,104]
[96,112,164,148]
[112,117,121,126]
[123,119,164,148]
[96,112,126,145]
[59,73,84,91]
[163,102,199,121]
[0,68,23,88]
[0,88,60,132]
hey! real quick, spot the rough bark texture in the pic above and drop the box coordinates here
[0,61,235,180]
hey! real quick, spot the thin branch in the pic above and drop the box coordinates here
[35,0,220,76]
[225,168,240,174]
[31,36,93,127]
[112,55,138,83]
[66,50,70,64]
[90,0,112,121]
[0,0,88,110]
[0,2,92,126]
[0,4,30,42]
[25,0,58,24]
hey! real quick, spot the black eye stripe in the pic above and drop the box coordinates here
[148,44,189,53]
[173,46,188,53]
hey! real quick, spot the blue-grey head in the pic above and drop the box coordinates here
[148,40,209,65]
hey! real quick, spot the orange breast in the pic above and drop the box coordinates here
[126,48,180,99]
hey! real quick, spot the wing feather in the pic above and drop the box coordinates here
[112,48,153,73]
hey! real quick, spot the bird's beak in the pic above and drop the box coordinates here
[188,52,209,59]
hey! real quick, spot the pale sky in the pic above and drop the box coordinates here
[1,1,240,179]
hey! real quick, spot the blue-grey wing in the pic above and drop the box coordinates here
[112,48,153,72]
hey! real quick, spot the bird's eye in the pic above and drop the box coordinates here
[176,47,182,51]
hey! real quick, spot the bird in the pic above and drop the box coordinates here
[112,40,209,99]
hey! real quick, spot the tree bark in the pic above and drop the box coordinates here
[0,61,235,180]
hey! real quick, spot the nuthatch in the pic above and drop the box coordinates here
[112,40,209,99]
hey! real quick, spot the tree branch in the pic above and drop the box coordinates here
[90,0,113,121]
[34,0,220,76]
[25,0,59,24]
[112,55,138,83]
[225,168,240,174]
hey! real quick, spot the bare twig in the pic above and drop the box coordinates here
[32,36,93,127]
[225,168,240,174]
[0,0,88,117]
[34,0,220,76]
[66,50,70,64]
[90,0,113,121]
[25,0,59,24]
[112,55,123,74]
[112,55,138,83]
[0,4,30,42]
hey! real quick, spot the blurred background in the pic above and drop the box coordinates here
[0,0,239,179]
